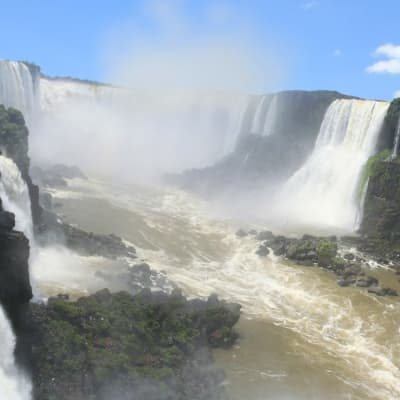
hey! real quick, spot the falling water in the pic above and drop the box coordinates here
[0,306,31,400]
[0,59,39,123]
[0,155,33,240]
[275,99,389,232]
[0,154,32,400]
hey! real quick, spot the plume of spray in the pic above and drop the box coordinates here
[30,0,284,183]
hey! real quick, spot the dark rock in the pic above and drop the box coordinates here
[344,253,355,261]
[355,275,379,288]
[0,209,15,230]
[235,229,248,237]
[368,286,398,296]
[255,243,270,257]
[256,230,274,241]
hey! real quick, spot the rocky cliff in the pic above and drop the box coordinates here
[0,105,34,368]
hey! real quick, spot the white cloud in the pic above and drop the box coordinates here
[393,90,400,98]
[301,1,319,10]
[333,49,342,57]
[366,43,400,74]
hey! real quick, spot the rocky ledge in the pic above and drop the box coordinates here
[0,198,32,368]
[238,229,399,297]
[32,288,240,400]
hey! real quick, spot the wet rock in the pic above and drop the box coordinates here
[255,243,270,257]
[256,230,274,241]
[355,275,379,288]
[0,209,15,230]
[235,229,248,237]
[61,223,136,259]
[368,286,398,296]
[344,253,355,261]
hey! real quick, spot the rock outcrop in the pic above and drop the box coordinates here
[32,289,240,400]
[0,198,32,368]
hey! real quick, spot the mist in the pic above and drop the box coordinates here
[30,1,283,182]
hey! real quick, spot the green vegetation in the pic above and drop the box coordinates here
[357,148,393,203]
[385,98,400,133]
[32,289,240,400]
[0,105,29,172]
[316,239,338,266]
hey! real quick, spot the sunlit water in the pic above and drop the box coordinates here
[45,177,400,400]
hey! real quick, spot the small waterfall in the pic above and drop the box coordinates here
[275,99,389,231]
[391,115,400,158]
[0,155,33,240]
[0,306,31,400]
[245,94,279,137]
[0,60,39,123]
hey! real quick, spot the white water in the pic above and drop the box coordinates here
[273,99,389,231]
[50,178,400,400]
[0,155,33,240]
[0,306,31,400]
[248,94,278,137]
[0,154,32,400]
[0,59,38,122]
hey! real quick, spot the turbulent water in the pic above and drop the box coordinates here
[0,59,38,122]
[0,155,32,400]
[272,99,389,232]
[45,177,400,400]
[0,306,31,400]
[1,59,400,399]
[0,155,33,240]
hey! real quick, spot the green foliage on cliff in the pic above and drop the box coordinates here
[357,148,392,203]
[0,105,29,173]
[32,289,240,400]
[385,98,400,133]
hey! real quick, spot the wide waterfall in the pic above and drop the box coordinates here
[0,60,39,122]
[0,155,33,240]
[274,99,389,232]
[33,78,249,174]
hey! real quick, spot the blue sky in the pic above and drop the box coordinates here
[0,0,399,100]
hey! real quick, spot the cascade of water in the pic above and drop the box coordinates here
[275,99,389,231]
[0,60,39,123]
[261,94,278,137]
[0,306,31,400]
[0,155,33,240]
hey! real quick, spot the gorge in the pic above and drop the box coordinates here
[1,57,400,400]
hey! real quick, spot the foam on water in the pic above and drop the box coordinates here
[50,179,400,399]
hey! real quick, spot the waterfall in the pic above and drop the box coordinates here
[0,155,33,241]
[0,306,31,400]
[0,154,32,399]
[0,60,39,123]
[391,115,400,158]
[275,99,389,232]
[246,94,279,137]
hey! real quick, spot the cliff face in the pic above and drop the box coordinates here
[177,90,350,194]
[361,160,400,241]
[0,105,35,368]
[0,105,42,225]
